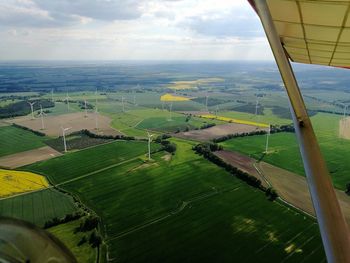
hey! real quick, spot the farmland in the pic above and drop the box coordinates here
[0,169,48,197]
[23,137,325,262]
[24,140,156,184]
[220,113,350,190]
[3,61,350,262]
[0,125,48,157]
[0,189,77,227]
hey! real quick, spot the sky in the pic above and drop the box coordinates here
[0,0,273,61]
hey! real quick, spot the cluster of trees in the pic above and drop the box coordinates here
[44,212,83,229]
[13,123,45,136]
[78,100,94,110]
[200,123,216,129]
[212,124,295,143]
[192,143,278,201]
[81,129,136,141]
[213,130,267,143]
[0,99,54,118]
[75,216,102,248]
[155,134,177,154]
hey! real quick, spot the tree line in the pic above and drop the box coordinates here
[0,99,54,119]
[213,124,295,143]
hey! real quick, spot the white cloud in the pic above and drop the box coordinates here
[0,0,272,60]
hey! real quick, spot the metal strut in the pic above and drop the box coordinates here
[253,1,350,262]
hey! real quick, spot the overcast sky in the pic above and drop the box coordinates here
[0,0,273,61]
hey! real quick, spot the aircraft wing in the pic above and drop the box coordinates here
[249,0,350,68]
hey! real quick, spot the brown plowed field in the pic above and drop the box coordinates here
[339,117,350,139]
[0,146,62,168]
[215,150,350,224]
[176,123,265,141]
[9,112,121,137]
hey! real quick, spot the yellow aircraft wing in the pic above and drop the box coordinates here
[249,0,350,68]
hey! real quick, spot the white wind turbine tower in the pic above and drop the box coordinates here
[255,100,259,116]
[38,105,47,130]
[95,103,99,130]
[205,94,209,112]
[84,99,88,118]
[64,92,71,111]
[168,102,173,121]
[215,105,219,116]
[265,124,271,154]
[147,131,154,161]
[121,96,125,112]
[61,126,72,153]
[27,101,36,120]
[342,103,348,119]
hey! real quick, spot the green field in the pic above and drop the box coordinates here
[48,219,97,263]
[220,112,350,189]
[0,125,48,157]
[105,108,224,136]
[0,189,77,226]
[24,137,325,262]
[24,140,157,184]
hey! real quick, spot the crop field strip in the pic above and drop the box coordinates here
[0,125,48,157]
[25,137,325,262]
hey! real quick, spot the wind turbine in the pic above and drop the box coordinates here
[95,103,99,130]
[265,124,271,154]
[121,96,125,112]
[205,94,209,112]
[27,101,36,120]
[342,103,348,119]
[255,100,259,116]
[61,126,72,153]
[168,102,173,121]
[215,105,219,116]
[147,131,154,161]
[38,105,46,130]
[64,92,71,111]
[84,99,88,118]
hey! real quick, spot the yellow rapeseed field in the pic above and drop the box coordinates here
[160,93,191,102]
[199,114,269,128]
[0,169,49,197]
[168,78,225,90]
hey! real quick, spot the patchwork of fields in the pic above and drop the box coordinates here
[0,90,341,263]
[16,138,326,262]
[220,113,350,189]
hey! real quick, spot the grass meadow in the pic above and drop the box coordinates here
[48,219,97,263]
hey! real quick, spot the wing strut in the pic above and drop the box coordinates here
[252,1,350,262]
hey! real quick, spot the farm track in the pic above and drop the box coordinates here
[107,186,241,241]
